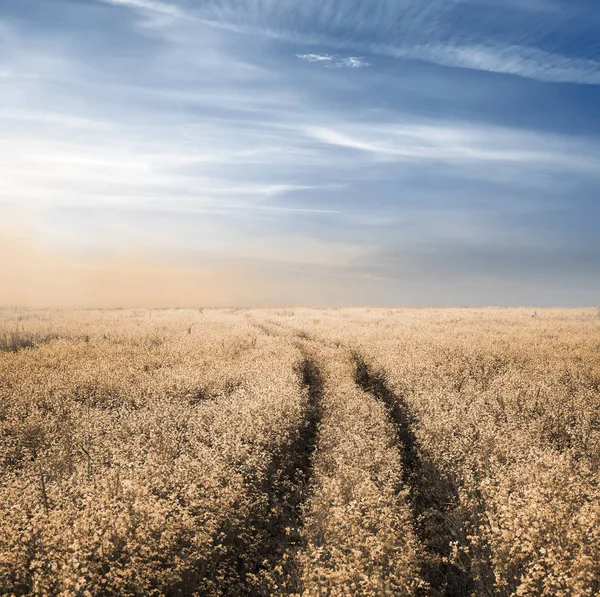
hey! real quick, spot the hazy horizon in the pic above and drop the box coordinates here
[1,0,599,307]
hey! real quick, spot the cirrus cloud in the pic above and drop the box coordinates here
[296,53,370,68]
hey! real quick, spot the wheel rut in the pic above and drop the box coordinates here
[250,319,475,595]
[354,356,474,597]
[215,357,324,596]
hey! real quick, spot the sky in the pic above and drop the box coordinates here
[0,0,599,307]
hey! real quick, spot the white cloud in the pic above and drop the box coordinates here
[302,121,600,174]
[296,53,334,63]
[99,0,184,17]
[305,126,385,153]
[188,0,600,84]
[297,53,370,68]
[337,57,370,68]
[377,42,600,85]
[95,0,598,84]
[0,109,113,130]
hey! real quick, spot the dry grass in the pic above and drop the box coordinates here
[1,308,599,596]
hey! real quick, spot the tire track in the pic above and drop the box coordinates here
[250,319,475,595]
[217,357,323,595]
[275,358,324,594]
[354,356,474,597]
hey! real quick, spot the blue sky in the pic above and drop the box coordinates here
[0,0,599,306]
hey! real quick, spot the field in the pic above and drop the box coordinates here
[1,308,599,597]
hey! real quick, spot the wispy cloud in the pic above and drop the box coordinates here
[99,0,184,17]
[235,205,341,214]
[337,56,370,68]
[0,108,113,130]
[297,53,334,63]
[377,42,600,85]
[302,122,600,174]
[142,0,600,85]
[297,53,370,68]
[93,0,600,84]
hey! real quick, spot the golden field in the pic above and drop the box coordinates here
[1,308,599,597]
